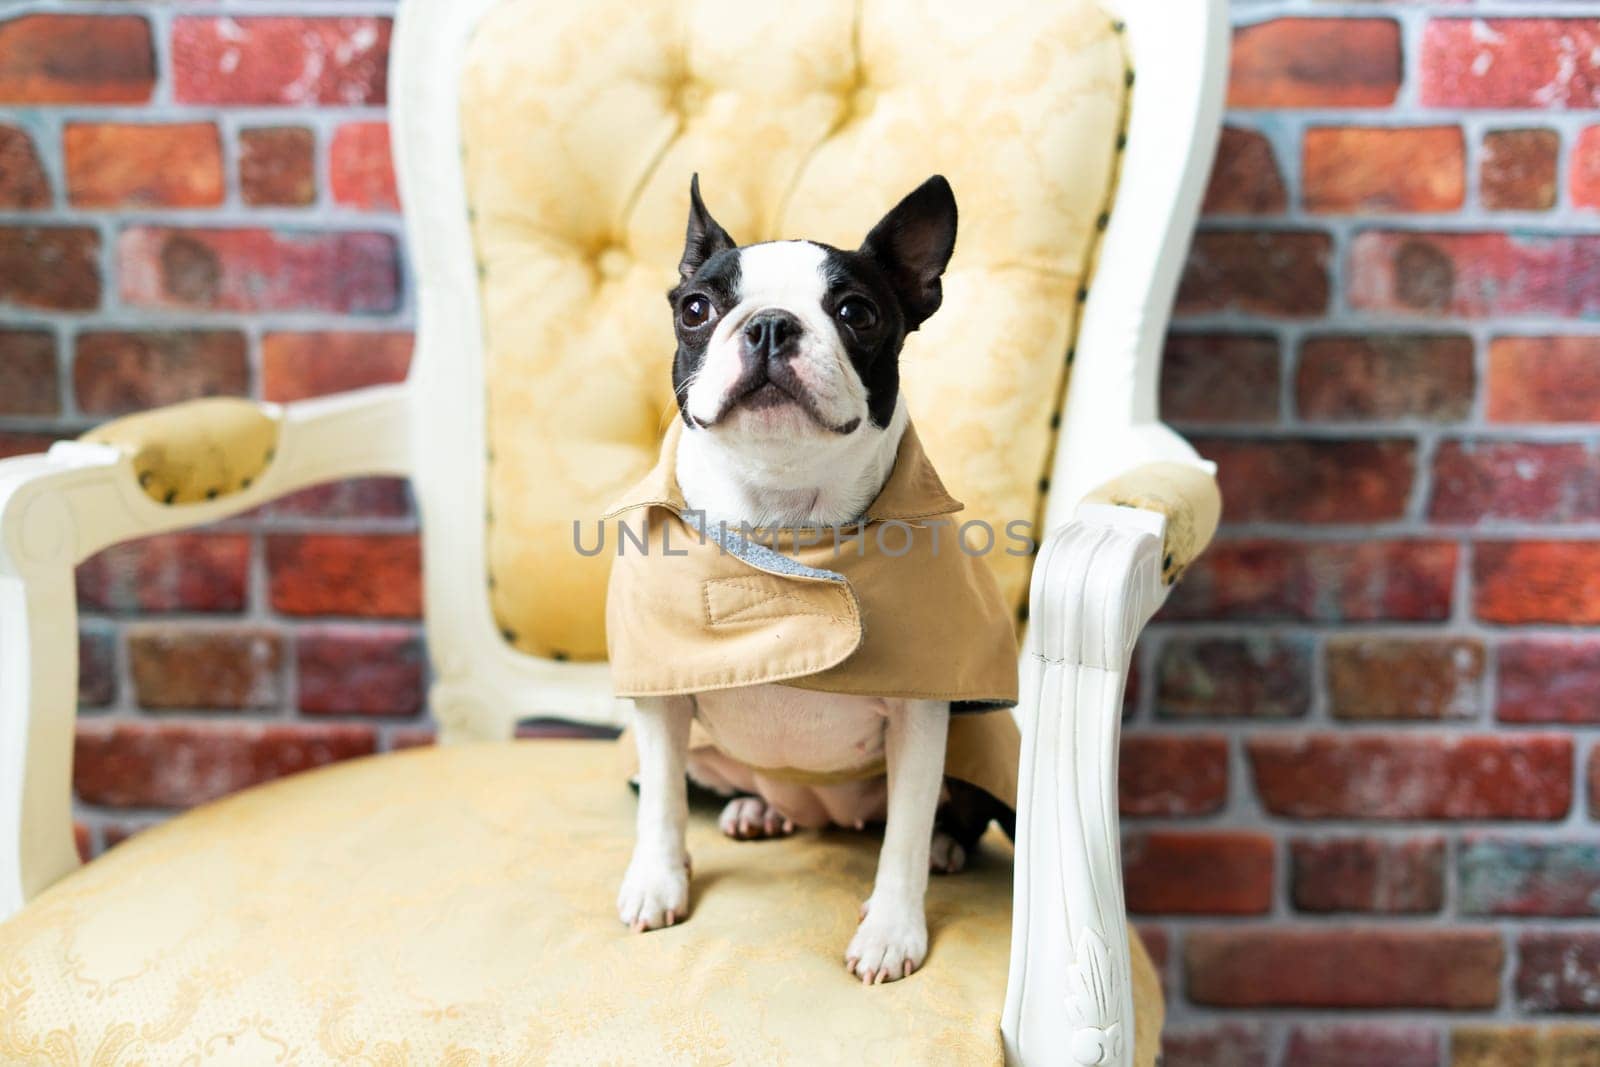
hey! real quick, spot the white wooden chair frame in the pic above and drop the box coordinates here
[0,2,1226,1062]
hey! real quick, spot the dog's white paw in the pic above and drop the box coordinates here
[930,829,967,874]
[718,796,795,840]
[845,896,928,984]
[617,854,690,932]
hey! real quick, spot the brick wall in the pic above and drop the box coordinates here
[1140,3,1600,1064]
[0,3,422,852]
[2,2,1598,1062]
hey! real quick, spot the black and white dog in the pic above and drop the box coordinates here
[618,175,967,984]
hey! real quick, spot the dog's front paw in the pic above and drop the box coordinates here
[845,895,928,984]
[617,854,690,932]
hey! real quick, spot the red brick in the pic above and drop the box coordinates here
[127,626,283,711]
[1593,747,1600,819]
[1461,838,1600,918]
[1349,231,1600,318]
[1229,20,1402,109]
[0,15,154,104]
[0,431,63,460]
[1250,734,1573,820]
[73,722,375,809]
[1518,932,1600,1013]
[1162,1024,1269,1067]
[77,624,116,709]
[266,479,413,521]
[74,331,248,416]
[1489,337,1600,424]
[77,533,250,615]
[1573,127,1600,210]
[1483,129,1559,211]
[0,227,99,310]
[261,331,413,403]
[239,127,314,207]
[1162,539,1458,623]
[1199,437,1414,524]
[1476,541,1600,625]
[1284,1024,1441,1067]
[1123,832,1273,915]
[1202,128,1285,216]
[173,17,390,106]
[0,125,49,209]
[118,228,399,314]
[330,122,398,212]
[1176,230,1331,318]
[64,123,223,209]
[296,625,425,716]
[1326,637,1484,721]
[390,728,436,750]
[1291,836,1446,913]
[0,330,58,416]
[267,534,421,619]
[1453,1026,1600,1067]
[1185,928,1503,1009]
[1423,20,1600,109]
[104,825,149,849]
[1499,640,1600,724]
[1155,635,1312,719]
[1160,333,1279,425]
[1119,735,1228,817]
[1433,441,1600,524]
[1304,126,1465,214]
[1296,334,1475,422]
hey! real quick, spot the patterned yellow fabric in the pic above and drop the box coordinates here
[1083,462,1223,584]
[82,397,280,506]
[0,742,1162,1065]
[460,0,1128,659]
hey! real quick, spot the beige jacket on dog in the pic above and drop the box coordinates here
[606,418,1024,808]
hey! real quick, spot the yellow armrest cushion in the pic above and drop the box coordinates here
[1082,462,1222,584]
[82,397,281,505]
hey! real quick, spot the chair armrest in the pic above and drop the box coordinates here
[1080,461,1221,588]
[0,385,412,920]
[1,386,411,568]
[82,397,282,506]
[1002,491,1206,1066]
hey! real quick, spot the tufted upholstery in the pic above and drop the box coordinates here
[460,0,1129,660]
[0,742,1163,1065]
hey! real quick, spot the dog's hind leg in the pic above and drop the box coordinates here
[717,795,796,839]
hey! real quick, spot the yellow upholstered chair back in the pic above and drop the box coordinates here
[455,0,1129,663]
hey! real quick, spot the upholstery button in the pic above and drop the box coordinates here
[667,76,707,117]
[850,87,877,117]
[597,246,630,279]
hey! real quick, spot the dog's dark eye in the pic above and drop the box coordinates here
[680,295,713,329]
[836,298,878,331]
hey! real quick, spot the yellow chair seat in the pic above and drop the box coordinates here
[0,741,1160,1065]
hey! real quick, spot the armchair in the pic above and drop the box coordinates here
[0,0,1224,1063]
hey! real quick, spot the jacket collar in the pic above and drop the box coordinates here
[605,414,963,523]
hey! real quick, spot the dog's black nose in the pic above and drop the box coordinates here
[743,310,801,361]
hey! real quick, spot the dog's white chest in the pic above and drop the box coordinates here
[693,685,895,773]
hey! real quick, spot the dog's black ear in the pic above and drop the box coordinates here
[859,175,958,331]
[679,174,737,281]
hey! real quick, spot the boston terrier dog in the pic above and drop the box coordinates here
[618,174,992,984]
